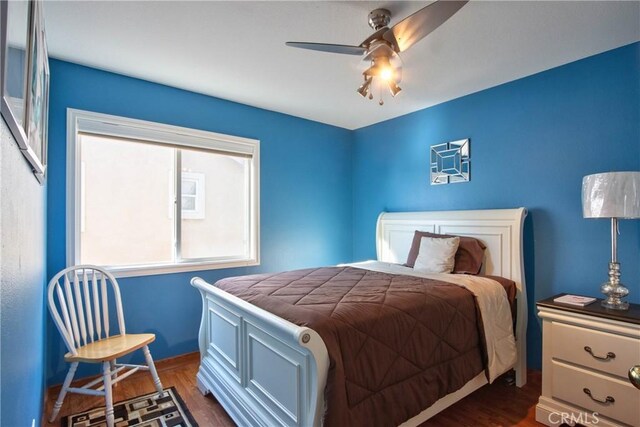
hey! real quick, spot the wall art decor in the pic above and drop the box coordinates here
[1,0,32,149]
[1,0,49,183]
[430,138,470,185]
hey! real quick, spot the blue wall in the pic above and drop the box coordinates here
[1,119,47,425]
[352,42,640,370]
[46,60,354,384]
[46,42,639,385]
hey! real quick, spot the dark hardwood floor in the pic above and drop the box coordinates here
[44,353,543,426]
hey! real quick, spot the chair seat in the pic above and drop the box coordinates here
[64,334,155,363]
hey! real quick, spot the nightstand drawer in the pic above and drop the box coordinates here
[551,322,640,378]
[552,361,640,426]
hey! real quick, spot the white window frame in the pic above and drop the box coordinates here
[66,108,260,277]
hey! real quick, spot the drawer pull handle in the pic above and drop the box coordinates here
[583,388,615,405]
[584,346,616,361]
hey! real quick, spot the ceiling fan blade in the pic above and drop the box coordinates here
[384,0,468,52]
[285,42,367,56]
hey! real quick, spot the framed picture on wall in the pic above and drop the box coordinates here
[24,0,49,181]
[0,0,49,183]
[0,0,32,149]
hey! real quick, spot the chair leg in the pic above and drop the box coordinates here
[102,361,114,427]
[143,345,164,395]
[110,359,118,387]
[49,362,78,422]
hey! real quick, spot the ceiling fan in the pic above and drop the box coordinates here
[286,1,468,105]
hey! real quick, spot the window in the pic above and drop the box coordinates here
[181,172,205,219]
[68,109,260,276]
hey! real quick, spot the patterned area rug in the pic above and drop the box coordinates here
[61,387,198,427]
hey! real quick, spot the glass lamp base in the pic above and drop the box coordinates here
[600,268,629,311]
[601,298,630,311]
[599,223,631,311]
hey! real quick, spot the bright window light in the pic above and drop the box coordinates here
[68,109,260,277]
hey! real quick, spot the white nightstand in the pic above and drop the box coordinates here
[536,295,640,427]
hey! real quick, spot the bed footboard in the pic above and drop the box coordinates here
[191,277,330,427]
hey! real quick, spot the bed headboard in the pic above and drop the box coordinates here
[376,207,529,386]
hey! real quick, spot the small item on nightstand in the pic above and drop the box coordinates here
[553,294,596,307]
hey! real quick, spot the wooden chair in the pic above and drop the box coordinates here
[47,265,164,427]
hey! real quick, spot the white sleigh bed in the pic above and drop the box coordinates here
[191,208,528,426]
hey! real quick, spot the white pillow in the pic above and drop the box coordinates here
[413,236,460,273]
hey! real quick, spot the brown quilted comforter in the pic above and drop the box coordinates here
[215,266,487,427]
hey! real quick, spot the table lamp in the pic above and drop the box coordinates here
[582,171,640,310]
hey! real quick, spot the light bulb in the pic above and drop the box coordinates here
[379,67,393,81]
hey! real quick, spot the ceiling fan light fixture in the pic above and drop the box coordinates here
[286,1,469,106]
[360,54,402,103]
[370,52,402,79]
[357,76,373,97]
[366,56,399,82]
[388,81,402,97]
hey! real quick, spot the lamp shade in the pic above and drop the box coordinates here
[582,172,640,219]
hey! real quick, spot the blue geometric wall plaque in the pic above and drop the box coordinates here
[430,139,470,185]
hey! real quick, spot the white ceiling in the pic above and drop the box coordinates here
[43,1,640,130]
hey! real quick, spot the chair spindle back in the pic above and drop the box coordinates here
[48,265,126,355]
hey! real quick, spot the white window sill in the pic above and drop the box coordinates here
[96,258,260,279]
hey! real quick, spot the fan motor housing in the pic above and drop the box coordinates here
[368,9,391,30]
